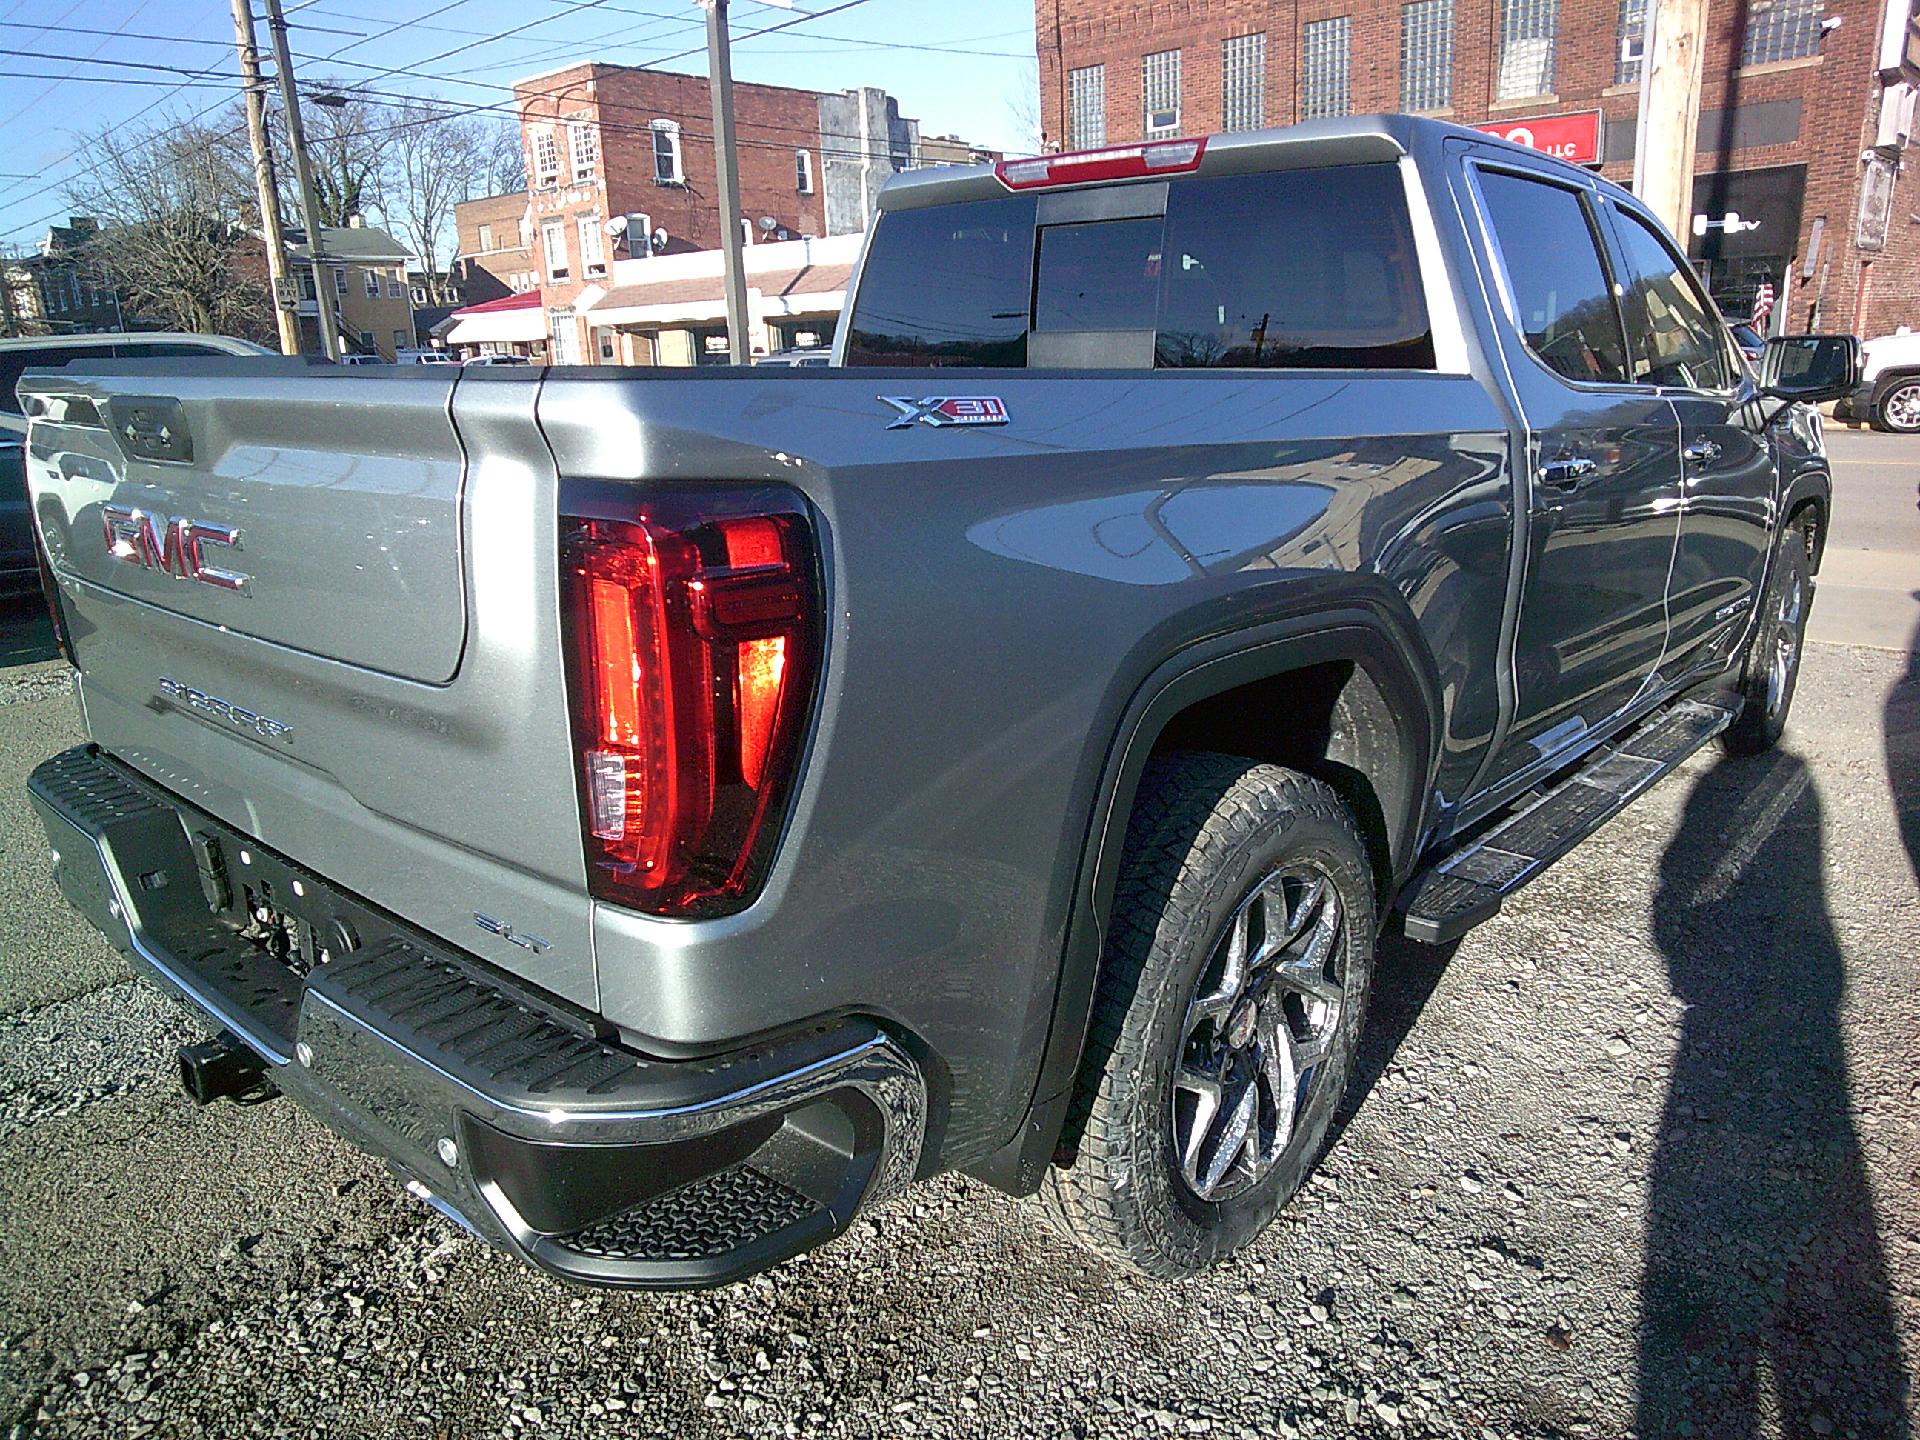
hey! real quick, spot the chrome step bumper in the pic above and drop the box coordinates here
[28,744,926,1289]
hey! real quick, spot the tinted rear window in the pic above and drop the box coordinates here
[844,164,1434,371]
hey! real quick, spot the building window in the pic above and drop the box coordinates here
[1741,0,1822,66]
[549,310,576,365]
[388,276,405,299]
[364,268,381,299]
[1142,49,1181,138]
[567,118,598,180]
[532,128,560,187]
[297,269,315,301]
[1068,64,1106,149]
[476,222,494,252]
[332,266,347,297]
[1221,34,1266,132]
[394,330,410,353]
[542,218,569,282]
[1615,0,1648,82]
[1302,17,1351,119]
[579,215,606,277]
[1401,0,1454,111]
[796,148,814,194]
[651,119,684,185]
[1497,0,1559,99]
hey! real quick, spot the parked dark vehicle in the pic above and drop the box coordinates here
[19,117,1855,1290]
[1,333,268,598]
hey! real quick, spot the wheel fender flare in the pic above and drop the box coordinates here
[969,586,1445,1194]
[1780,464,1832,572]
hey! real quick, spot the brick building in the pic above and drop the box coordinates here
[1037,0,1920,337]
[510,63,998,363]
[451,191,537,308]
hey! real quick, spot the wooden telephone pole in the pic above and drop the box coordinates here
[230,0,300,355]
[1632,0,1709,242]
[262,0,343,361]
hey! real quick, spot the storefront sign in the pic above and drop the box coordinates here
[1474,110,1603,165]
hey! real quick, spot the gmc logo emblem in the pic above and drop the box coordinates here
[100,505,249,591]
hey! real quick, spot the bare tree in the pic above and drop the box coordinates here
[380,100,496,285]
[483,120,528,195]
[294,83,385,226]
[1004,61,1044,156]
[66,113,270,339]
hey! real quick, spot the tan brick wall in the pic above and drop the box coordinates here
[453,192,534,305]
[1037,0,1918,338]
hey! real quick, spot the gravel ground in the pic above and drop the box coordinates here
[0,635,1915,1440]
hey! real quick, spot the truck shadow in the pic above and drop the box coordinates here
[1636,749,1911,1436]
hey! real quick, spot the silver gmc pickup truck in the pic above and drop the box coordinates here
[19,116,1858,1289]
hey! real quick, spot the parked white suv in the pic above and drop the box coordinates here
[1835,327,1920,433]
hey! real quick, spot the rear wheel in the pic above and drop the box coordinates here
[1042,753,1375,1278]
[1871,377,1920,434]
[1721,514,1813,756]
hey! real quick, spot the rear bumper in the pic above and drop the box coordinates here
[27,744,925,1289]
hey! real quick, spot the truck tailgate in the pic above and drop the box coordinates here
[19,362,597,1008]
[23,365,467,680]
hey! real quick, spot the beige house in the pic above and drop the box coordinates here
[286,221,417,361]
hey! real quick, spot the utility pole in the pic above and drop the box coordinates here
[1632,0,1708,242]
[263,0,343,361]
[231,0,300,355]
[704,0,753,364]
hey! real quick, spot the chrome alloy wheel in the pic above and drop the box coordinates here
[1172,865,1346,1203]
[1884,381,1920,433]
[1766,559,1806,717]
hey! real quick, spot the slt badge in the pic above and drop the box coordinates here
[881,395,1010,430]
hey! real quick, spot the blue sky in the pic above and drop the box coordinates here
[0,0,1040,246]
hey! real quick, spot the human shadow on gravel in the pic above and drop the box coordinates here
[1889,604,1920,893]
[1637,750,1911,1437]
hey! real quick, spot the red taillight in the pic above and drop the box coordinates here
[560,487,819,918]
[994,138,1207,190]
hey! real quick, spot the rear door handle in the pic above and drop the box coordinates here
[1683,438,1721,469]
[1539,455,1599,490]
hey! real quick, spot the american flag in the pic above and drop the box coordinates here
[1750,283,1776,329]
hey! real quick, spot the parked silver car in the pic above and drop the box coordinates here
[1,332,269,596]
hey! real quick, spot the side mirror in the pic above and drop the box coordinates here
[1758,333,1860,402]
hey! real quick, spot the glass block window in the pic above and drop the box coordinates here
[1401,0,1454,111]
[1616,0,1648,82]
[1068,64,1106,149]
[1741,0,1822,66]
[1302,17,1351,120]
[1496,0,1559,99]
[1143,48,1182,138]
[1222,33,1267,132]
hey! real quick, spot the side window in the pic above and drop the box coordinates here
[1154,164,1433,369]
[1476,169,1629,385]
[1607,207,1730,391]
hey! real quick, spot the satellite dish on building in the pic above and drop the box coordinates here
[757,215,778,232]
[605,215,628,235]
[651,227,669,253]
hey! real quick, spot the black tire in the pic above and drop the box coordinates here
[1042,753,1376,1278]
[1721,514,1813,756]
[1870,376,1920,434]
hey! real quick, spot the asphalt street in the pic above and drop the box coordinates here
[0,430,1916,1440]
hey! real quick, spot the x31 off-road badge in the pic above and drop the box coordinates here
[880,395,1010,429]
